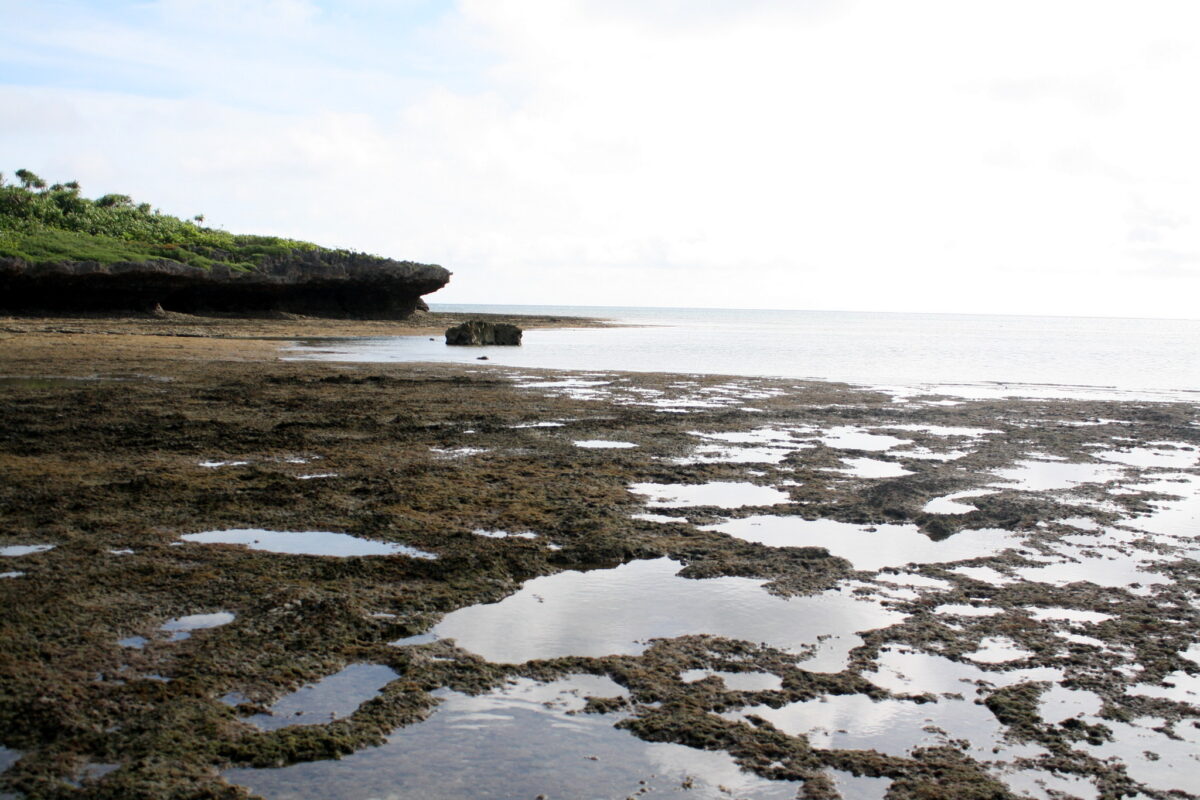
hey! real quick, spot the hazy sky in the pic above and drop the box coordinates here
[2,0,1199,318]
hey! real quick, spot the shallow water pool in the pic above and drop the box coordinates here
[181,529,436,559]
[704,516,1022,571]
[834,457,914,479]
[990,460,1124,492]
[722,692,1042,762]
[226,675,801,800]
[161,611,235,641]
[923,489,998,514]
[243,664,401,731]
[630,482,791,509]
[399,557,904,670]
[819,426,909,452]
[0,544,54,557]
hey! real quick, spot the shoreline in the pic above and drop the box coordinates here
[8,310,1196,404]
[0,309,612,342]
[1,320,1198,798]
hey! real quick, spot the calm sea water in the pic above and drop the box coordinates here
[288,304,1200,401]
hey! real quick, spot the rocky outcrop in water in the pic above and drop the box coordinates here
[445,320,523,346]
[0,251,451,317]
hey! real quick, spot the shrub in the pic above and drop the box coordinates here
[0,170,349,270]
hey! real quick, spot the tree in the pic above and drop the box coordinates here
[15,169,46,190]
[96,194,133,208]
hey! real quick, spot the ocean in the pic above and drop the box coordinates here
[286,304,1200,401]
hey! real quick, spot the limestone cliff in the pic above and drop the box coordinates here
[0,171,451,317]
[0,251,451,317]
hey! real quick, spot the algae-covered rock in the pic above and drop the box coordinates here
[445,320,523,346]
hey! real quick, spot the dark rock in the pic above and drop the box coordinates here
[445,320,522,346]
[0,250,451,318]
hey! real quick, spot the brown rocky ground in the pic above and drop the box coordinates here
[0,315,1197,799]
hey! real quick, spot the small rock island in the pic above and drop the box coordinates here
[445,320,523,346]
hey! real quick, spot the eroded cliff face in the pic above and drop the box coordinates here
[0,250,451,317]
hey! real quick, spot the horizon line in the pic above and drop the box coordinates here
[428,301,1200,325]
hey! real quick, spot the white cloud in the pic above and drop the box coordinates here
[3,0,1199,317]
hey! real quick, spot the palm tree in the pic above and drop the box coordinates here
[14,169,46,190]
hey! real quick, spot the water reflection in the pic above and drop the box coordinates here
[1037,686,1102,723]
[1079,716,1200,794]
[244,664,400,731]
[828,769,892,800]
[819,427,909,451]
[0,746,20,773]
[161,611,235,642]
[226,675,800,800]
[679,670,783,692]
[1013,542,1171,593]
[630,482,791,509]
[404,558,904,670]
[181,529,436,559]
[992,768,1098,800]
[964,637,1032,664]
[834,458,913,479]
[723,692,1043,762]
[990,461,1123,492]
[675,427,815,464]
[1093,444,1198,470]
[923,489,998,514]
[1125,473,1200,540]
[672,443,802,464]
[864,648,1062,697]
[704,517,1022,571]
[880,425,1001,438]
[0,544,54,557]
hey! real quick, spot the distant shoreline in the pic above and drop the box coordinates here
[0,309,612,342]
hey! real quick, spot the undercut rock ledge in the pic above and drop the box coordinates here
[0,251,451,318]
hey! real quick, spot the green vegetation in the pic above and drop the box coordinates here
[0,169,338,270]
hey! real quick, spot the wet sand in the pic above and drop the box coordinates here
[0,315,1198,799]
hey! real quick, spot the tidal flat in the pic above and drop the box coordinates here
[0,315,1198,799]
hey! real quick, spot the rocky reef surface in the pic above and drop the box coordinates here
[1,323,1198,799]
[0,251,451,317]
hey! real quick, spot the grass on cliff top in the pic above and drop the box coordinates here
[0,169,350,270]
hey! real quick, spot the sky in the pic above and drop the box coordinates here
[2,0,1199,318]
